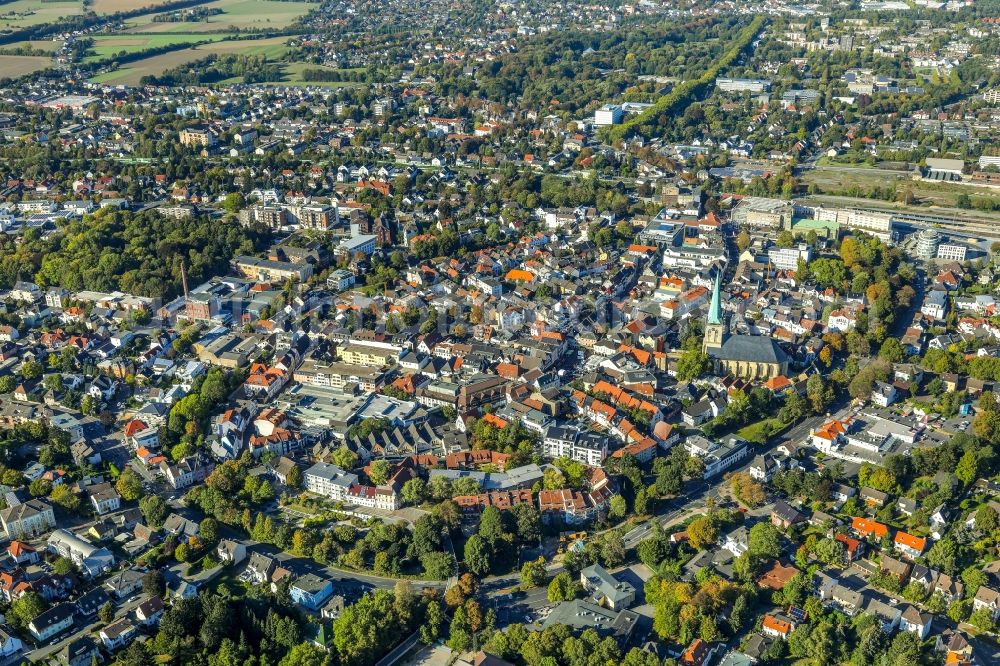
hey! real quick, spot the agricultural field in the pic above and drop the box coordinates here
[0,52,51,75]
[1,38,61,51]
[83,32,233,61]
[89,35,288,84]
[0,0,82,30]
[89,0,166,13]
[125,0,317,32]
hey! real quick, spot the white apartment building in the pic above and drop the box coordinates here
[542,426,608,466]
[767,244,812,271]
[303,462,359,501]
[594,104,623,126]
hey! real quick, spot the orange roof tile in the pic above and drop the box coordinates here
[894,531,927,552]
[852,517,889,539]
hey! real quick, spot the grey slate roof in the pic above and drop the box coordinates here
[710,335,789,364]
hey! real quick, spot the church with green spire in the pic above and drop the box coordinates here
[702,272,790,381]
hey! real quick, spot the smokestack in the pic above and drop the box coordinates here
[181,260,189,299]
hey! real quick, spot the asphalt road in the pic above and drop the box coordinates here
[623,411,828,550]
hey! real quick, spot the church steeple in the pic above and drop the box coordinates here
[707,271,723,326]
[703,270,726,353]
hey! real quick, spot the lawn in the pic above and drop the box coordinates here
[0,0,82,29]
[214,61,364,87]
[126,0,317,32]
[737,417,793,444]
[83,32,234,61]
[0,53,51,76]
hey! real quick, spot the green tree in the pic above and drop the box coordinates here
[748,522,781,559]
[52,556,74,575]
[139,495,168,528]
[278,643,328,666]
[143,570,165,596]
[20,360,43,380]
[677,349,712,381]
[520,558,547,588]
[419,599,446,644]
[608,495,627,521]
[99,601,116,623]
[286,464,302,489]
[330,447,358,470]
[464,534,492,577]
[421,552,455,580]
[976,503,999,534]
[28,478,52,497]
[117,641,154,666]
[687,517,718,550]
[401,478,427,505]
[547,572,582,602]
[9,592,47,629]
[50,484,81,513]
[199,517,219,545]
[116,467,144,501]
[368,459,391,485]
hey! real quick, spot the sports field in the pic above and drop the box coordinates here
[0,0,82,30]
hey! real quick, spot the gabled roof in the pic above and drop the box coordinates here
[851,517,889,539]
[894,531,927,553]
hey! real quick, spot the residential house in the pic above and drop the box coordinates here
[162,513,200,538]
[57,637,101,666]
[894,532,927,559]
[580,564,636,610]
[0,498,56,538]
[880,555,913,584]
[7,540,39,565]
[289,573,335,610]
[762,614,795,640]
[722,526,749,557]
[104,569,144,600]
[860,487,889,508]
[835,534,866,563]
[0,627,23,659]
[28,603,74,642]
[933,573,965,601]
[771,500,805,529]
[217,539,247,565]
[244,552,277,585]
[99,618,137,652]
[136,596,165,627]
[828,584,864,616]
[87,483,121,515]
[900,605,932,639]
[973,585,1000,620]
[865,599,902,633]
[851,517,889,541]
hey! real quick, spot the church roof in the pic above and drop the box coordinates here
[710,335,789,364]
